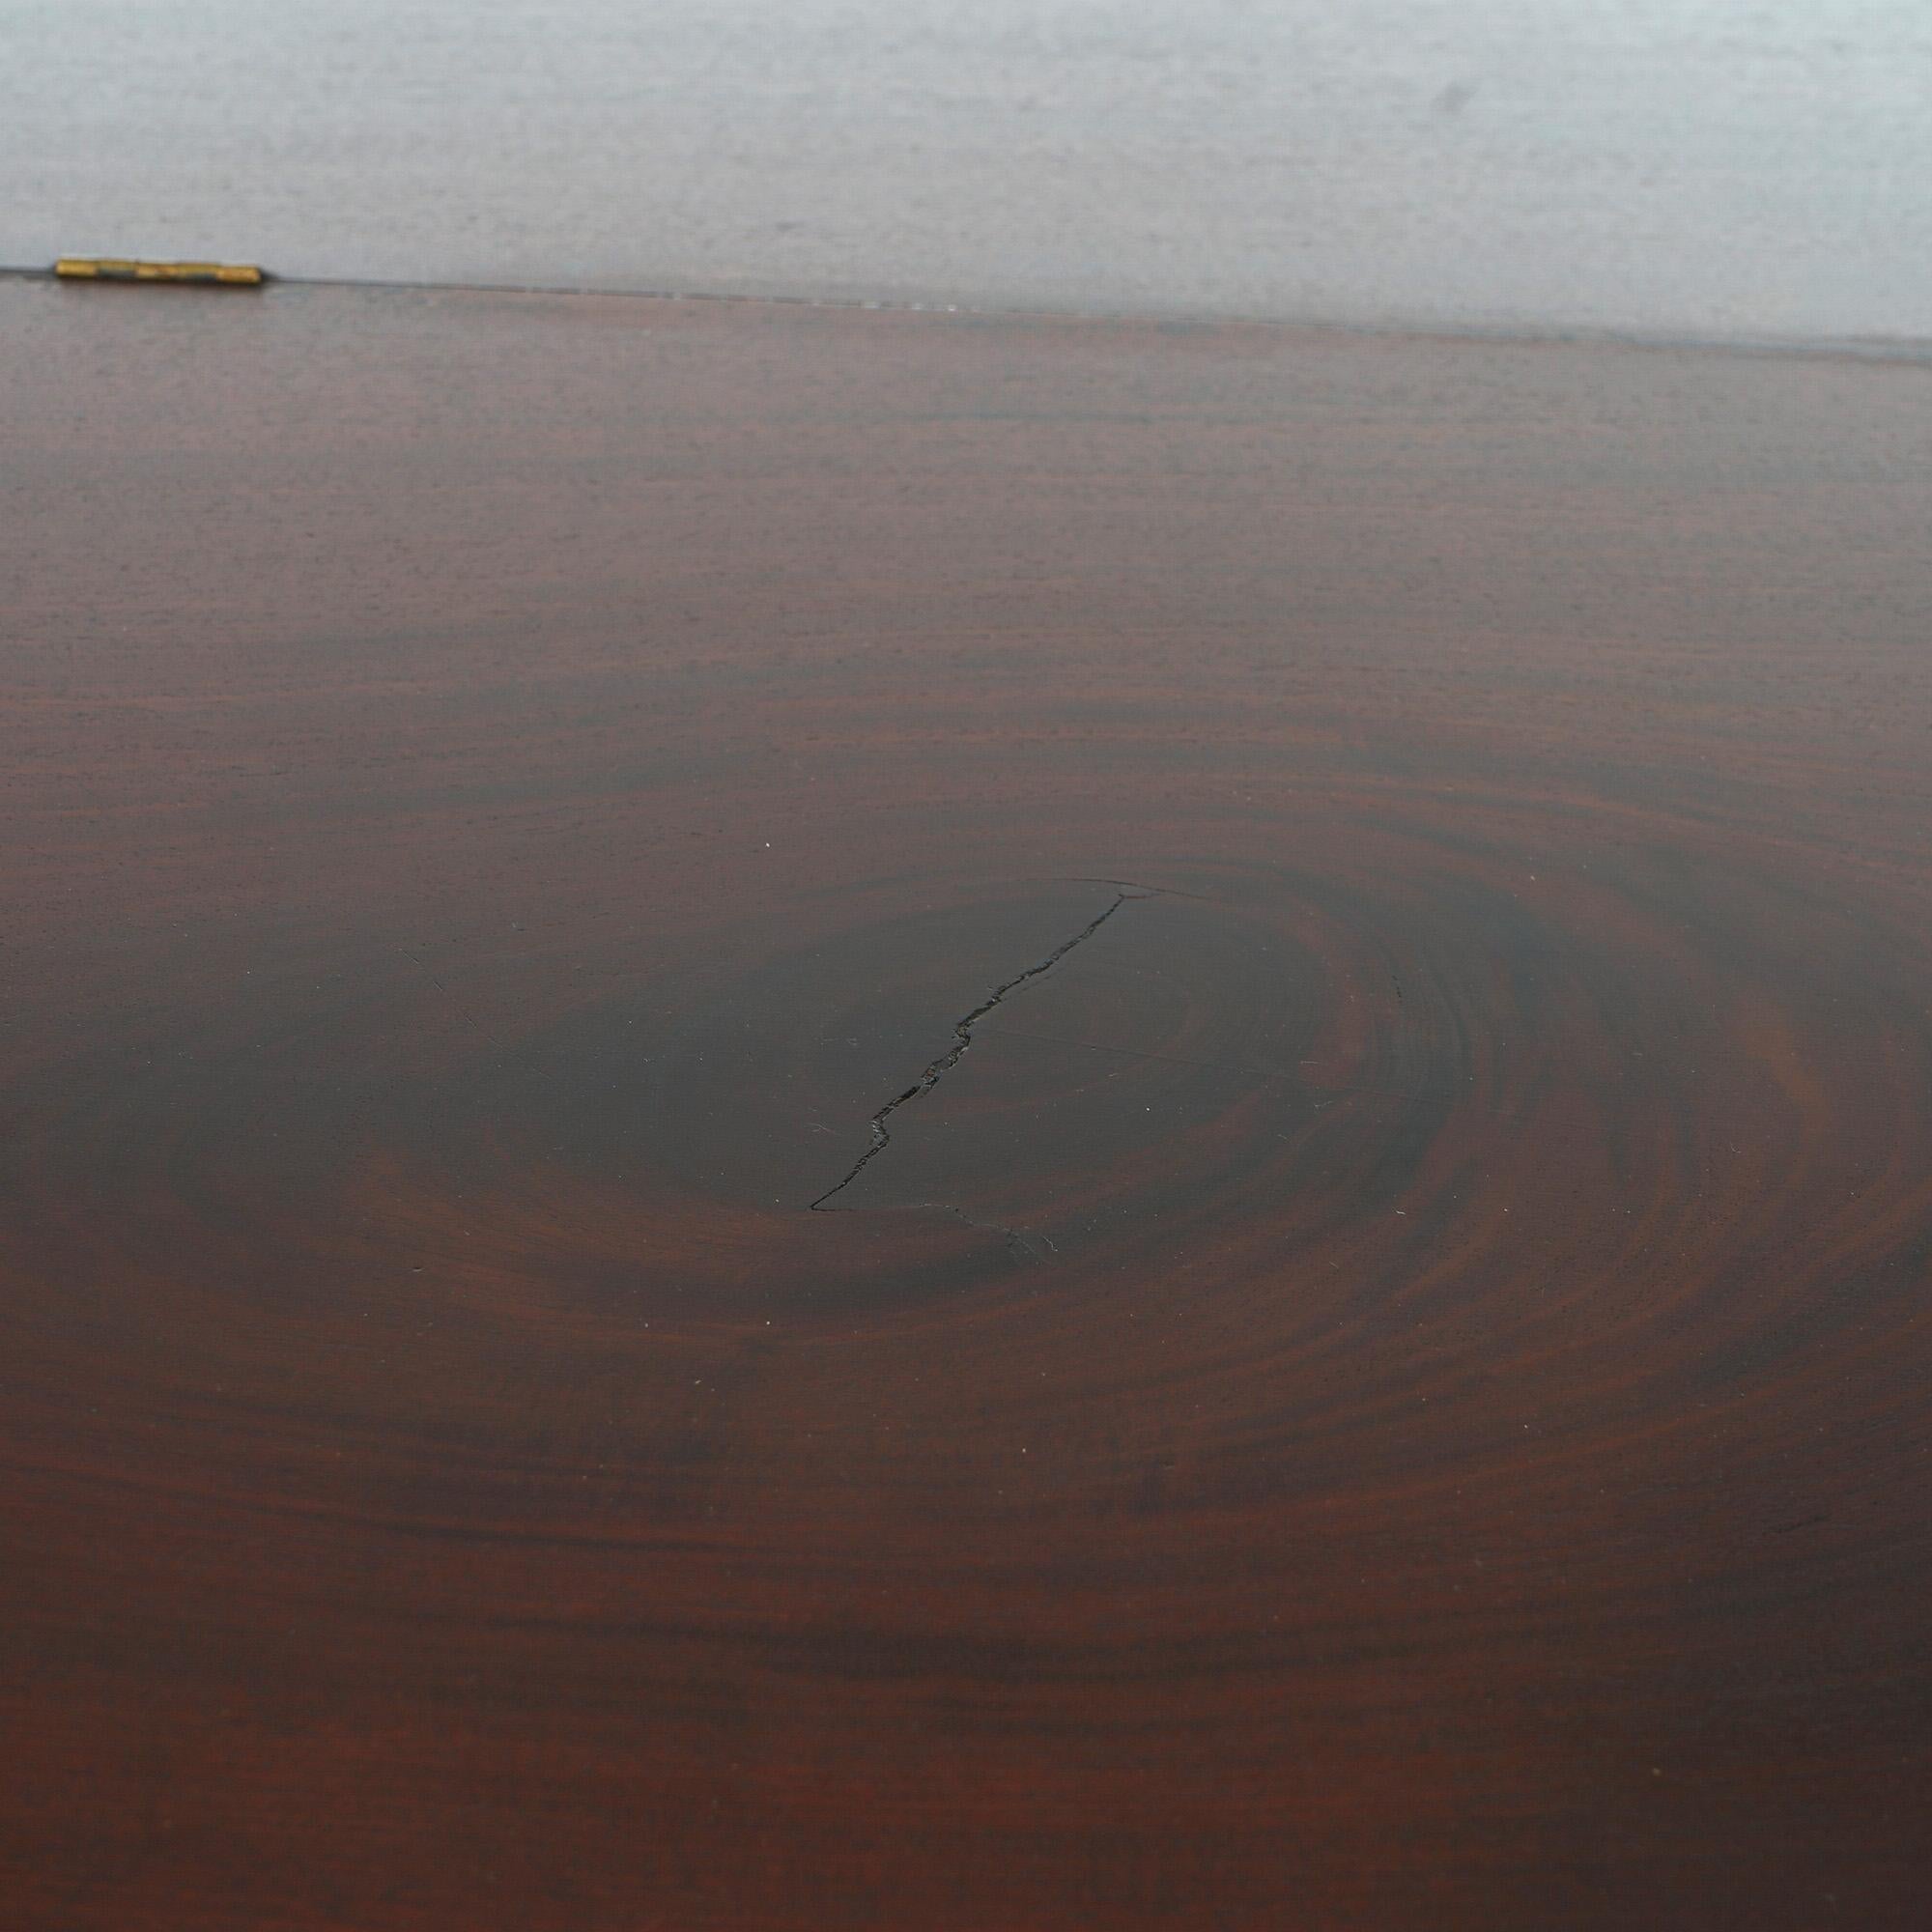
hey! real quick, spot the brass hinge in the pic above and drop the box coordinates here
[54,258,266,287]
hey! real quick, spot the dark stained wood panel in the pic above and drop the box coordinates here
[4,278,1931,1927]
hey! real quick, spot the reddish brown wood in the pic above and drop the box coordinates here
[4,278,1932,1927]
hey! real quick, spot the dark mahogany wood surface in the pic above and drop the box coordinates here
[5,276,1932,1927]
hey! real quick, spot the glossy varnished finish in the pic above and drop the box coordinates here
[5,279,1932,1926]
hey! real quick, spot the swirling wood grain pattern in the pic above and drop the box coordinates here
[5,278,1932,1928]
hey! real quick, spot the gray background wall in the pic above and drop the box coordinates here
[4,0,1926,343]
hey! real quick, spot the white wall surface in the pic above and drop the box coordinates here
[4,0,1927,342]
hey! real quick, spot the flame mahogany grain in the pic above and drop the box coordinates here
[5,279,1932,1928]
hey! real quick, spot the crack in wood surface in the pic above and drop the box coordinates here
[808,891,1151,1218]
